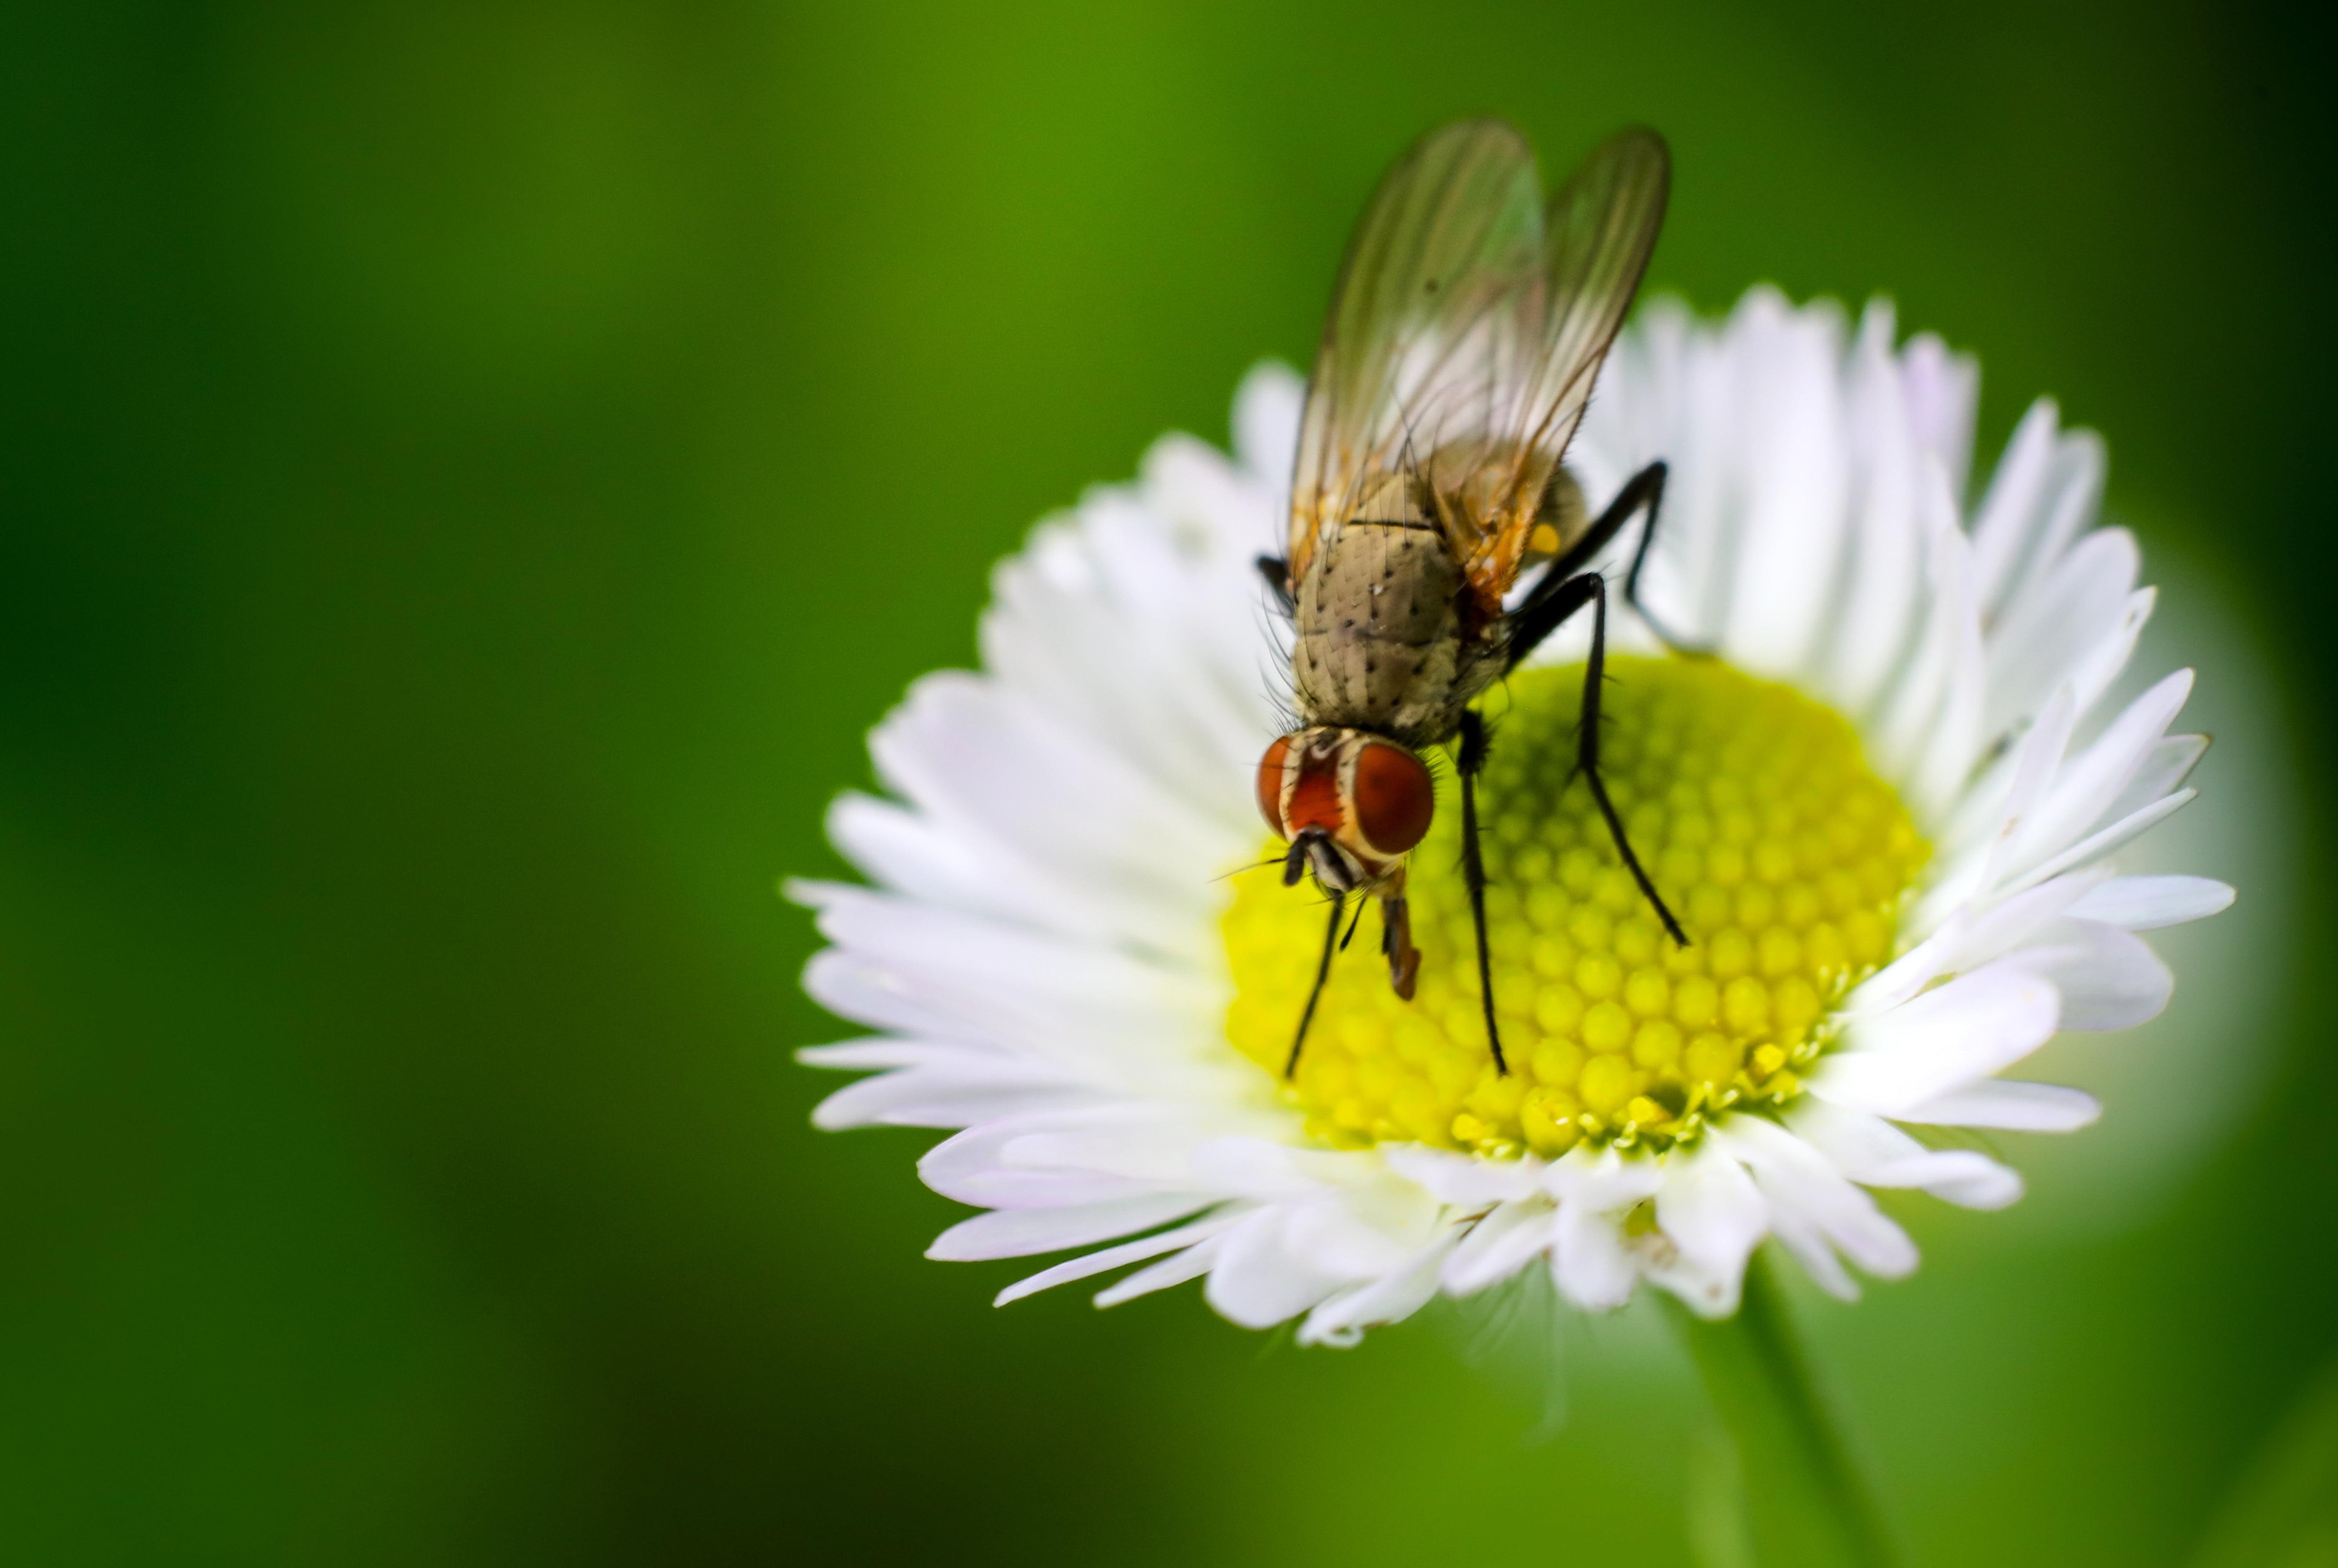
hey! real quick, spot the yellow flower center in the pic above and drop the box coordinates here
[1221,657,1928,1158]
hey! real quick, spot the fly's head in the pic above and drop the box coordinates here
[1256,726,1435,894]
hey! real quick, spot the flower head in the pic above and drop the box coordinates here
[792,288,2232,1343]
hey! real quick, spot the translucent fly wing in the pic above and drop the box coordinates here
[1287,121,1544,583]
[1454,127,1671,597]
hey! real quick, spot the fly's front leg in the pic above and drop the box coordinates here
[1285,891,1345,1079]
[1378,868,1420,1000]
[1456,709,1507,1075]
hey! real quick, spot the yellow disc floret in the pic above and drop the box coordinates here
[1222,656,1928,1158]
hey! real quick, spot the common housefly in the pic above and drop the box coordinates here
[1255,121,1690,1077]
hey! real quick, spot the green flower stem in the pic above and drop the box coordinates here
[1664,1250,1901,1568]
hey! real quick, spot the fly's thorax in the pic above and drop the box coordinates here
[1256,725,1436,891]
[1291,521,1497,746]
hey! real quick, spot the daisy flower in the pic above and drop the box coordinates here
[791,287,2232,1344]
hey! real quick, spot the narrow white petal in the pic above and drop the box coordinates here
[928,1192,1215,1261]
[1786,1100,2022,1210]
[2009,919,2174,1031]
[1911,468,1989,818]
[1551,1203,1644,1311]
[1384,1143,1544,1206]
[1967,399,2062,615]
[2003,670,2193,878]
[1652,1141,1768,1317]
[2001,789,2197,898]
[2101,734,2209,825]
[2062,588,2156,727]
[1823,300,1922,711]
[993,1210,1244,1306]
[1204,1209,1349,1328]
[2065,875,2237,930]
[1716,1117,1918,1281]
[1285,1183,1438,1276]
[797,1039,993,1070]
[1823,963,2061,1114]
[1299,1232,1456,1346]
[1721,294,1851,677]
[922,1106,1244,1206]
[1895,1080,2101,1132]
[810,1066,1087,1131]
[1865,1150,2023,1210]
[1444,1203,1558,1296]
[1094,1232,1228,1307]
[1543,1144,1666,1209]
[1982,527,2139,742]
[1187,1137,1370,1202]
[1898,326,1979,498]
[1971,683,2079,895]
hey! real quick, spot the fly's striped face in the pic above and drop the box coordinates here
[1255,727,1435,893]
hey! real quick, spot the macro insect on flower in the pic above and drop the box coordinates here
[793,122,2230,1341]
[1258,122,1686,1079]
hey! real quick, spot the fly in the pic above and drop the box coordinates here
[1255,120,1693,1078]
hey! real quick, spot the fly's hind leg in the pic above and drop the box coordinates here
[1576,575,1689,944]
[1498,568,1689,947]
[1530,461,1710,660]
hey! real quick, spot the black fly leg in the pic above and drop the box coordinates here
[1519,461,1708,662]
[1255,555,1295,616]
[1499,568,1690,947]
[1285,892,1345,1078]
[1456,710,1508,1075]
[1573,575,1690,945]
[1610,463,1710,656]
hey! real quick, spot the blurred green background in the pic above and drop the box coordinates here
[4,0,2333,1562]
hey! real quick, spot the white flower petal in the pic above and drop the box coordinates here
[1204,1209,1350,1328]
[1444,1202,1559,1296]
[1551,1203,1643,1311]
[1983,528,2139,742]
[2007,918,2174,1032]
[1300,1232,1458,1347]
[1822,963,2061,1115]
[928,1193,1217,1262]
[993,1210,1244,1306]
[1715,1117,1917,1287]
[1787,1100,2022,1210]
[1896,1080,2102,1132]
[810,1061,1090,1131]
[2064,875,2237,930]
[1093,1231,1230,1307]
[1384,1143,1544,1206]
[1651,1141,1767,1318]
[2003,669,2193,879]
[2103,734,2209,825]
[2001,788,2198,898]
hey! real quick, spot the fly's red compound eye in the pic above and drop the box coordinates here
[1256,735,1293,837]
[1350,743,1434,856]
